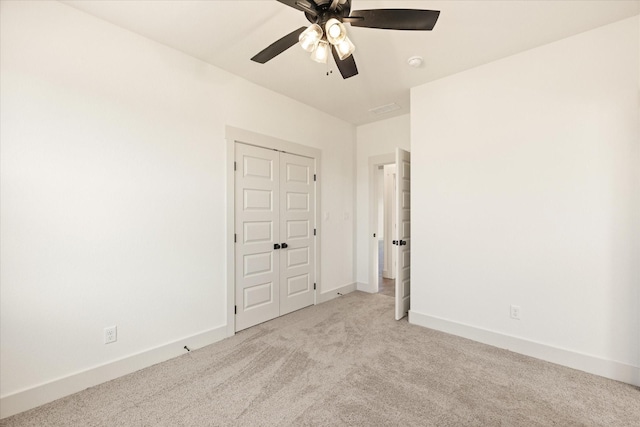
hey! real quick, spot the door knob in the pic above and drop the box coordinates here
[274,243,281,250]
[281,243,288,249]
[392,240,398,245]
[399,240,407,246]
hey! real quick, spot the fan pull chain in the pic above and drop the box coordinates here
[326,61,333,77]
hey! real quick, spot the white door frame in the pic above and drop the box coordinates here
[226,126,321,336]
[368,153,395,294]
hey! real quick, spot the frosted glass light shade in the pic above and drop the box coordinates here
[325,18,346,45]
[299,24,323,52]
[335,36,355,60]
[311,40,330,63]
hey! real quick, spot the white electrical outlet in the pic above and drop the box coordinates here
[510,305,521,320]
[104,326,117,344]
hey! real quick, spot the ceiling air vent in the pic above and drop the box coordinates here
[369,103,401,116]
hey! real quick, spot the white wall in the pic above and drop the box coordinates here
[0,0,355,416]
[410,16,640,385]
[355,114,410,290]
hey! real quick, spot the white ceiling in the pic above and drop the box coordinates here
[62,0,639,125]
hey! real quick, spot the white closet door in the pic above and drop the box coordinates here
[235,144,280,331]
[235,144,316,331]
[395,148,411,320]
[279,152,315,315]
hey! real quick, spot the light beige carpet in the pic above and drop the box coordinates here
[2,291,639,426]
[378,277,395,297]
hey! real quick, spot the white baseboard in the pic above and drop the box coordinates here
[356,282,376,293]
[318,282,357,304]
[0,326,228,419]
[409,310,640,387]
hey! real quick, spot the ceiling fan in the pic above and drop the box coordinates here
[251,0,440,79]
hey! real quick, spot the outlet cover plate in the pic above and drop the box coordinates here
[510,305,521,320]
[104,326,117,344]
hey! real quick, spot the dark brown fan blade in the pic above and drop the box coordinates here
[331,46,358,79]
[251,27,306,64]
[349,9,440,30]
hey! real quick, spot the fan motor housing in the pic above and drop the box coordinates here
[304,0,351,25]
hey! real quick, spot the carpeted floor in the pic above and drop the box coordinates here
[378,240,395,297]
[378,277,395,297]
[2,291,639,426]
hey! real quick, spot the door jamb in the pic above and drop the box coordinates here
[368,153,395,294]
[226,126,321,337]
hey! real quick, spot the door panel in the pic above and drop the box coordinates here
[279,152,315,316]
[286,163,310,183]
[243,155,273,178]
[286,192,309,210]
[243,189,272,210]
[287,220,310,239]
[395,148,411,320]
[243,221,273,244]
[235,144,280,331]
[287,273,311,296]
[287,247,309,267]
[243,282,275,310]
[243,252,273,277]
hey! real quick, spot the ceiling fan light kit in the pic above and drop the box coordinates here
[302,17,352,64]
[325,18,347,44]
[311,40,330,63]
[299,24,323,52]
[251,0,440,79]
[335,36,355,60]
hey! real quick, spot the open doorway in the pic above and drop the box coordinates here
[369,149,411,320]
[377,164,396,297]
[368,153,395,297]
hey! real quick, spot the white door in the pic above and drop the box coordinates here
[235,144,316,331]
[279,153,316,315]
[235,143,281,331]
[383,165,397,280]
[395,148,411,320]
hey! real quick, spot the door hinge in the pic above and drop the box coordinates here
[314,174,316,182]
[234,305,237,314]
[314,228,316,236]
[313,283,316,290]
[234,161,237,171]
[234,233,237,243]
